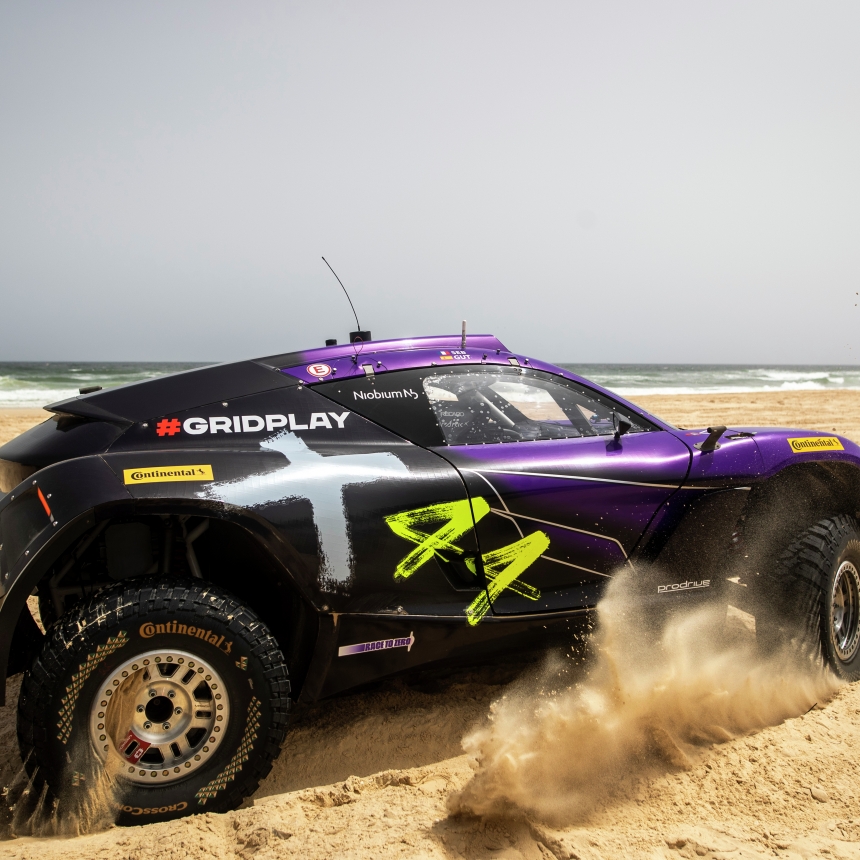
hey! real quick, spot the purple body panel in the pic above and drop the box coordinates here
[678,431,764,485]
[748,429,860,476]
[434,431,691,613]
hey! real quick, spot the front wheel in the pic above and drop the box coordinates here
[17,579,290,826]
[759,515,860,680]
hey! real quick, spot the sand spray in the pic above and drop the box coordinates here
[450,567,839,823]
[1,674,138,837]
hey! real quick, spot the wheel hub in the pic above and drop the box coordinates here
[831,561,860,663]
[89,649,230,785]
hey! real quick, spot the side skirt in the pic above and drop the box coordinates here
[305,609,592,701]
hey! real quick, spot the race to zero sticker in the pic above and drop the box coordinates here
[338,632,415,657]
[787,437,844,453]
[154,412,351,436]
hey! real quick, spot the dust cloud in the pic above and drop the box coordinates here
[1,670,135,838]
[2,747,121,839]
[450,569,840,824]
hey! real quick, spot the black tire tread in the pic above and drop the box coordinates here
[17,578,290,814]
[761,514,857,665]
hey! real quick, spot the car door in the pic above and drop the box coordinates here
[421,366,692,614]
[319,364,691,619]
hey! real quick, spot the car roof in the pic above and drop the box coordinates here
[45,333,671,432]
[256,334,509,372]
[270,335,672,431]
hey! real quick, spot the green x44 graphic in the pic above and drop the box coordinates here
[384,498,549,625]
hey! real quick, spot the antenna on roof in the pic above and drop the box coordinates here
[321,257,371,343]
[461,320,466,349]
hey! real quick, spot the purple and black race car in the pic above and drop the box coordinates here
[0,332,858,823]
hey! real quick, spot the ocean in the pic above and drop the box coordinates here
[1,361,859,409]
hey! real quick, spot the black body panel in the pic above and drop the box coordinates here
[316,610,591,699]
[0,414,126,468]
[47,360,297,423]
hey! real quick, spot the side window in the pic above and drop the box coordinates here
[318,365,654,447]
[423,369,653,445]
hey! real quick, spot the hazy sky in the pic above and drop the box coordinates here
[1,2,858,364]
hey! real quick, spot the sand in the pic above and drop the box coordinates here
[634,390,860,446]
[2,392,860,859]
[0,409,49,448]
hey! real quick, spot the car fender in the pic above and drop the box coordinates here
[747,429,860,476]
[0,453,325,699]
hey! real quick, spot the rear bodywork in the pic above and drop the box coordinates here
[3,334,860,703]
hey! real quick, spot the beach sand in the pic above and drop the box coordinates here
[2,391,860,858]
[0,409,49,447]
[635,389,860,445]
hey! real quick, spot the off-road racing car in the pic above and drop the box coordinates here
[1,333,859,824]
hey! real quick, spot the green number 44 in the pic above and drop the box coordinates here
[385,498,548,626]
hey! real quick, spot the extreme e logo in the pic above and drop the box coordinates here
[155,412,351,436]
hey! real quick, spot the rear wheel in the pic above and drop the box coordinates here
[17,579,290,826]
[758,515,860,680]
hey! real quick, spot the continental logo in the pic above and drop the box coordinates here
[122,802,187,816]
[123,465,214,485]
[139,621,232,654]
[788,436,844,454]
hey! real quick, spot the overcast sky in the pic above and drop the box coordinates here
[1,2,858,364]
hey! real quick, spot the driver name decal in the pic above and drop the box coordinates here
[787,437,844,453]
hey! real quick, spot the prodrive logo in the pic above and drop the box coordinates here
[657,579,711,594]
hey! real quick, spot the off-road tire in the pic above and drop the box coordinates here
[758,515,860,680]
[17,579,290,826]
